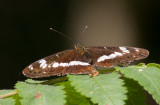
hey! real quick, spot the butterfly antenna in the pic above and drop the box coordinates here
[82,26,88,34]
[77,26,88,46]
[50,27,75,44]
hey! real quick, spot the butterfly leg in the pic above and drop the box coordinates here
[89,69,99,77]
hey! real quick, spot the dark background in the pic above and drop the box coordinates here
[0,0,70,89]
[0,0,159,93]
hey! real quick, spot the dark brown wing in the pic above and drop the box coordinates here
[23,49,95,78]
[87,46,149,68]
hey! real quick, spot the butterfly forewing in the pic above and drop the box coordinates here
[23,49,95,78]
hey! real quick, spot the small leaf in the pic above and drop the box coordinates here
[15,82,66,105]
[137,63,146,67]
[0,90,15,105]
[68,73,127,105]
[55,81,93,105]
[124,78,147,105]
[116,65,160,104]
[25,79,46,84]
[147,63,160,69]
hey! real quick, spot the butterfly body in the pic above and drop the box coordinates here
[23,45,149,78]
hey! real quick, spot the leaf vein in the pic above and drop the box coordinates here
[140,71,160,96]
[92,77,116,105]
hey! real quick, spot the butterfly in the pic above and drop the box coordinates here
[22,43,149,78]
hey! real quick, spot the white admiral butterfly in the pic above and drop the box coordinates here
[23,43,149,78]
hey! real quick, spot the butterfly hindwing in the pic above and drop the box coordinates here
[87,46,149,67]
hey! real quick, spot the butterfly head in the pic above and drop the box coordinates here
[74,43,87,56]
[74,43,92,64]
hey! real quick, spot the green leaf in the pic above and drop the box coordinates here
[68,73,127,105]
[15,82,66,105]
[12,93,21,105]
[147,63,160,69]
[124,78,146,105]
[55,81,93,105]
[116,65,160,104]
[0,98,15,105]
[0,90,15,97]
[0,90,15,105]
